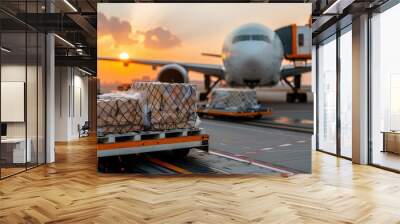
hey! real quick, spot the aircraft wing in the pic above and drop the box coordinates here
[280,63,311,79]
[99,56,225,79]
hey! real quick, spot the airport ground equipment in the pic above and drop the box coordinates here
[208,88,258,112]
[97,128,209,171]
[276,24,311,103]
[198,88,272,119]
[197,104,272,119]
[97,82,198,135]
[97,92,145,134]
[133,82,197,131]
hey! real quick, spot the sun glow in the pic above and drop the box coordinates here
[119,52,129,60]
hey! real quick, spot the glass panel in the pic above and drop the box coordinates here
[339,29,352,158]
[0,1,46,179]
[371,4,400,171]
[38,32,45,165]
[318,36,337,154]
[232,35,251,43]
[251,35,270,43]
[1,30,28,177]
[27,30,38,169]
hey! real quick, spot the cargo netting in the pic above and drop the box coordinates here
[132,82,198,131]
[97,92,145,135]
[208,88,260,112]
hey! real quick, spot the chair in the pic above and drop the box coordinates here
[79,121,90,138]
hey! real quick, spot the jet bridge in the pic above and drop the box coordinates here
[275,24,312,60]
[276,24,312,103]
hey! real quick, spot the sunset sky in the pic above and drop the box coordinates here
[97,3,311,91]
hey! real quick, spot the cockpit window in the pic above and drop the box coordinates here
[252,35,270,42]
[233,35,251,43]
[232,34,270,44]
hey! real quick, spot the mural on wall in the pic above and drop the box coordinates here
[97,3,312,174]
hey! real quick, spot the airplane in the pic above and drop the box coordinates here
[99,23,312,102]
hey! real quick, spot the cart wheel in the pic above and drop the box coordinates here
[299,93,308,103]
[286,93,295,103]
[171,148,191,158]
[254,114,262,119]
[98,157,108,173]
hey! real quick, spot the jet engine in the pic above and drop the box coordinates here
[157,64,189,83]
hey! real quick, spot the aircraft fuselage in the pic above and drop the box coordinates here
[222,23,284,88]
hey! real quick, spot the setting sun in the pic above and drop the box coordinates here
[119,52,129,60]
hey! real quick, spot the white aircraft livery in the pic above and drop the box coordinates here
[99,23,311,101]
[222,23,284,87]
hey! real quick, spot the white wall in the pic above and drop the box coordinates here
[0,65,42,137]
[55,67,89,141]
[1,63,46,164]
[55,67,70,141]
[1,65,26,138]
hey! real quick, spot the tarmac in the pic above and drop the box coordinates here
[201,119,311,173]
[99,102,313,174]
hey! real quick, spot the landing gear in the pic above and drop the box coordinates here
[286,92,307,103]
[200,75,221,101]
[283,75,307,103]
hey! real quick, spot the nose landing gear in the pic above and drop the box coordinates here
[286,92,307,103]
[200,75,222,101]
[283,75,308,103]
[243,79,260,89]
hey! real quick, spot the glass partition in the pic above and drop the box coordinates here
[339,28,352,158]
[38,32,45,165]
[370,4,400,171]
[317,35,337,154]
[1,30,28,177]
[0,2,46,179]
[27,30,37,169]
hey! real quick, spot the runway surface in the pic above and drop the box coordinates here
[98,102,313,174]
[98,149,283,175]
[260,102,313,130]
[200,118,312,173]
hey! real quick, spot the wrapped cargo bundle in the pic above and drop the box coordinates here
[208,88,259,112]
[132,82,197,130]
[97,92,144,135]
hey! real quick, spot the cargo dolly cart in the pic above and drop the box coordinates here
[97,128,209,172]
[197,104,272,119]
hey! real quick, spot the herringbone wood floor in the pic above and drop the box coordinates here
[1,137,400,223]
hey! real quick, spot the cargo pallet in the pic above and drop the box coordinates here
[197,106,272,119]
[97,128,209,171]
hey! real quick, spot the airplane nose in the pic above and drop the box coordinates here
[242,54,264,80]
[229,43,276,87]
[245,57,263,73]
[241,57,262,88]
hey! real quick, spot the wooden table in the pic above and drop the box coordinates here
[382,131,400,154]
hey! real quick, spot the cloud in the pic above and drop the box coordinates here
[98,13,181,49]
[98,12,137,45]
[139,27,181,49]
